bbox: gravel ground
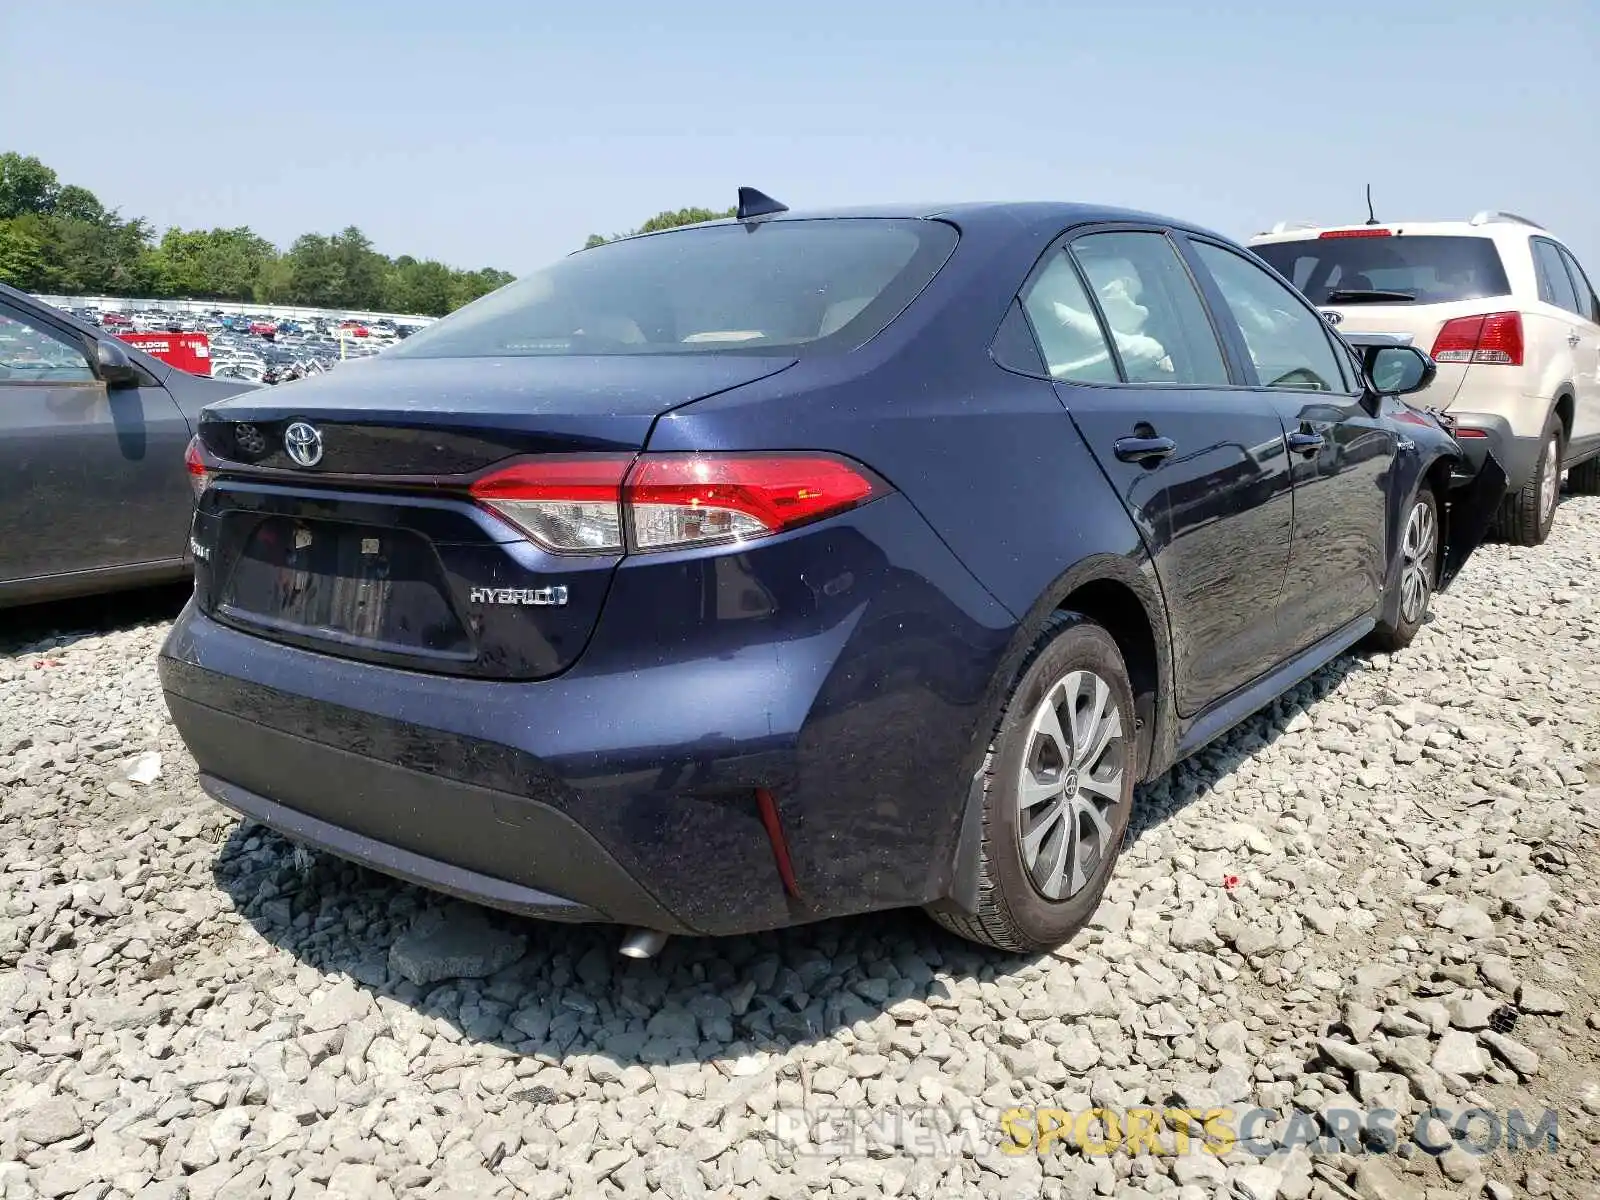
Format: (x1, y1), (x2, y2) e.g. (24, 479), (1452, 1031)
(2, 498), (1597, 1200)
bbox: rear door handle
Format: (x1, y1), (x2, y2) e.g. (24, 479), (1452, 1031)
(1113, 435), (1176, 464)
(1287, 431), (1325, 455)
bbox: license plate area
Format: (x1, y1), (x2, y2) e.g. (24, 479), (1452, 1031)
(217, 516), (472, 659)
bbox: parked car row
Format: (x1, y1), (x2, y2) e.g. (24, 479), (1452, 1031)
(1249, 211), (1600, 544)
(48, 302), (425, 385)
(151, 194), (1509, 958)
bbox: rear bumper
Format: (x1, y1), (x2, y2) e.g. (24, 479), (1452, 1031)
(159, 496), (1016, 935)
(195, 767), (648, 927)
(1448, 411), (1540, 491)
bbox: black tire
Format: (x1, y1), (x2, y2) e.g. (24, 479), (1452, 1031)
(1496, 415), (1562, 546)
(1369, 486), (1440, 653)
(1569, 454), (1600, 495)
(926, 613), (1136, 952)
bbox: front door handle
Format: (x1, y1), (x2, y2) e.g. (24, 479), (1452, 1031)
(1287, 431), (1324, 455)
(1113, 435), (1176, 464)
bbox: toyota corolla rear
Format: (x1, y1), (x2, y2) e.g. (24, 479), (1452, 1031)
(158, 214), (1015, 939)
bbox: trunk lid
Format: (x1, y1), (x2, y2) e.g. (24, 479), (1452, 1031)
(198, 354), (796, 471)
(191, 354), (796, 679)
(1327, 301), (1482, 410)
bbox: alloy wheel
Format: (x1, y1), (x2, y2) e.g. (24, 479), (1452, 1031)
(1016, 670), (1127, 900)
(1399, 498), (1437, 626)
(1539, 434), (1560, 525)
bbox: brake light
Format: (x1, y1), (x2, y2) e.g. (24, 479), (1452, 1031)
(184, 436), (211, 499)
(469, 456), (631, 553)
(468, 453), (886, 555)
(1430, 312), (1524, 365)
(627, 454), (883, 550)
(1318, 228), (1393, 239)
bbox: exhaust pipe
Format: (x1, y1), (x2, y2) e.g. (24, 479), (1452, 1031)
(618, 928), (668, 960)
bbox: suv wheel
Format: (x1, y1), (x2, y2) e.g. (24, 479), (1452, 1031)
(1369, 487), (1439, 652)
(926, 613), (1135, 952)
(1569, 455), (1600, 495)
(1497, 416), (1562, 546)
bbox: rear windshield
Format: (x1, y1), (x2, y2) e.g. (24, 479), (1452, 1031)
(1254, 235), (1510, 305)
(392, 218), (958, 359)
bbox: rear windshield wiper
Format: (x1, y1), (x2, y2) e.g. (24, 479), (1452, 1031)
(1324, 288), (1417, 304)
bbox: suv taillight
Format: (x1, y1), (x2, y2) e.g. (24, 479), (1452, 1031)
(470, 453), (888, 555)
(1430, 312), (1524, 366)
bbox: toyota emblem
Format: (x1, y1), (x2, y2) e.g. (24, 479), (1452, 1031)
(284, 421), (324, 467)
(1321, 310), (1344, 325)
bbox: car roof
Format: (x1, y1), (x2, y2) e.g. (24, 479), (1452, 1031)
(1250, 217), (1565, 246)
(592, 201), (1236, 247)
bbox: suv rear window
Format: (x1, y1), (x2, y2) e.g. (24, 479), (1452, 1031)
(393, 218), (958, 359)
(1254, 235), (1510, 305)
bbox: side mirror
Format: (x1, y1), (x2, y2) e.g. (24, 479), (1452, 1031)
(95, 338), (142, 389)
(1363, 343), (1435, 396)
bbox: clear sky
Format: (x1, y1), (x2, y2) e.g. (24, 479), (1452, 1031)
(4, 0), (1595, 273)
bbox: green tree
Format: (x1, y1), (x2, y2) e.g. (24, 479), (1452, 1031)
(0, 150), (518, 315)
(148, 226), (278, 300)
(637, 206), (735, 233)
(283, 233), (346, 307)
(330, 226), (387, 308)
(583, 205), (736, 249)
(0, 153), (59, 219)
(0, 216), (49, 289)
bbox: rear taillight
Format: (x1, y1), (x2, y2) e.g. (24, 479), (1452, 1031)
(1430, 312), (1524, 366)
(185, 436), (210, 499)
(469, 455), (631, 553)
(627, 454), (883, 551)
(1318, 228), (1392, 239)
(468, 453), (886, 555)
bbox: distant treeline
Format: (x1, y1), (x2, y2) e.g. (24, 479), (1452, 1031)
(0, 152), (513, 316)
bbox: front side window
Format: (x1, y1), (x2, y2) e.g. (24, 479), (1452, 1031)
(0, 309), (95, 383)
(392, 218), (957, 359)
(1532, 239), (1581, 316)
(1192, 242), (1347, 393)
(1066, 232), (1230, 386)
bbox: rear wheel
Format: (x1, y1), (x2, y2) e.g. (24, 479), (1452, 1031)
(926, 614), (1136, 952)
(1568, 454), (1600, 495)
(1496, 416), (1562, 545)
(1369, 487), (1439, 653)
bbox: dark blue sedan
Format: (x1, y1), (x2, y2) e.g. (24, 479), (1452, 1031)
(160, 196), (1501, 953)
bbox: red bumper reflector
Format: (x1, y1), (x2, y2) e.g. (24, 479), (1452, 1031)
(755, 787), (800, 898)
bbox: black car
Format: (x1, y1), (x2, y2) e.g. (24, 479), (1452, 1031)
(160, 198), (1504, 952)
(0, 282), (258, 607)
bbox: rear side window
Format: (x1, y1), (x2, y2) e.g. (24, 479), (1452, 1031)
(1557, 247), (1600, 324)
(1253, 235), (1510, 305)
(392, 218), (958, 359)
(1019, 253), (1118, 383)
(1066, 232), (1230, 386)
(1532, 238), (1582, 315)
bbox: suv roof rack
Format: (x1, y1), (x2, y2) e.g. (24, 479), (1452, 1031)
(1265, 221), (1320, 235)
(1469, 210), (1544, 230)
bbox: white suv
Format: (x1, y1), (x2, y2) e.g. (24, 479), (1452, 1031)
(1250, 213), (1600, 544)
